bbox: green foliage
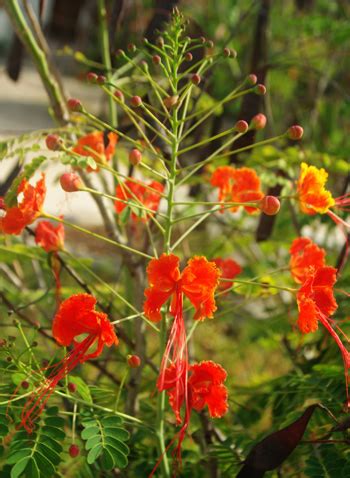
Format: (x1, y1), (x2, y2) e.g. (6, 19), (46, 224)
(7, 407), (65, 478)
(81, 412), (130, 471)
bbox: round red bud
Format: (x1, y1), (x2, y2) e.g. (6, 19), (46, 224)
(251, 113), (267, 130)
(68, 382), (77, 393)
(235, 120), (249, 133)
(163, 95), (179, 109)
(69, 444), (80, 458)
(127, 43), (136, 53)
(46, 134), (62, 151)
(255, 84), (266, 95)
(191, 74), (201, 86)
(86, 72), (98, 83)
(97, 75), (106, 85)
(60, 173), (82, 192)
(152, 55), (161, 65)
(247, 74), (258, 85)
(67, 98), (83, 112)
(114, 90), (124, 102)
(288, 125), (304, 140)
(260, 196), (281, 216)
(21, 380), (29, 390)
(185, 52), (193, 61)
(127, 355), (141, 368)
(129, 149), (142, 166)
(130, 96), (142, 107)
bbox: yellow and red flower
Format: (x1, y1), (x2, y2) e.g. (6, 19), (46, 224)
(19, 294), (118, 433)
(289, 237), (326, 284)
(213, 257), (242, 291)
(210, 166), (264, 214)
(297, 162), (335, 215)
(0, 174), (46, 235)
(114, 179), (164, 223)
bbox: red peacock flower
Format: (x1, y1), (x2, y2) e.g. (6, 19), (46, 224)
(19, 294), (118, 433)
(72, 131), (118, 170)
(296, 266), (350, 401)
(35, 221), (65, 302)
(144, 255), (220, 471)
(35, 221), (64, 253)
(210, 166), (264, 214)
(213, 257), (242, 291)
(0, 174), (46, 235)
(289, 237), (326, 284)
(151, 359), (228, 474)
(115, 179), (164, 222)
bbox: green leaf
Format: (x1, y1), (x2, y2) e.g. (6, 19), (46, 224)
(41, 425), (65, 440)
(44, 416), (65, 428)
(106, 445), (128, 469)
(85, 435), (101, 451)
(10, 457), (30, 478)
(81, 426), (100, 440)
(101, 416), (122, 427)
(34, 449), (56, 476)
(87, 444), (103, 464)
(104, 427), (130, 441)
(27, 457), (40, 478)
(104, 436), (129, 456)
(7, 448), (31, 464)
(68, 376), (93, 404)
(101, 447), (115, 471)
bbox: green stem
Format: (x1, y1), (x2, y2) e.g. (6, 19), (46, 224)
(3, 0), (69, 125)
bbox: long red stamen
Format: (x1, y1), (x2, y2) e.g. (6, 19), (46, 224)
(19, 334), (96, 433)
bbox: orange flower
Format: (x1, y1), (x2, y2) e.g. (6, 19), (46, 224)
(210, 166), (264, 214)
(73, 131), (118, 169)
(189, 361), (228, 418)
(290, 237), (326, 284)
(213, 257), (242, 291)
(0, 174), (46, 235)
(144, 254), (221, 322)
(35, 221), (65, 253)
(297, 162), (335, 215)
(297, 266), (338, 334)
(295, 267), (350, 402)
(19, 294), (118, 433)
(114, 179), (164, 222)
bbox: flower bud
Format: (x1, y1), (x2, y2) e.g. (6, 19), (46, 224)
(127, 43), (136, 53)
(163, 95), (179, 109)
(60, 173), (82, 192)
(127, 354), (141, 368)
(185, 52), (193, 61)
(68, 382), (77, 393)
(152, 55), (161, 65)
(21, 381), (29, 390)
(96, 75), (106, 85)
(115, 49), (124, 57)
(206, 40), (214, 48)
(129, 149), (142, 166)
(86, 72), (98, 83)
(69, 444), (80, 458)
(191, 74), (201, 85)
(251, 113), (267, 130)
(287, 125), (304, 140)
(114, 90), (124, 102)
(223, 47), (231, 57)
(235, 120), (249, 133)
(247, 74), (258, 86)
(260, 196), (280, 216)
(199, 36), (206, 44)
(156, 37), (164, 47)
(255, 84), (266, 95)
(46, 134), (62, 151)
(130, 96), (142, 107)
(0, 339), (7, 347)
(67, 98), (83, 112)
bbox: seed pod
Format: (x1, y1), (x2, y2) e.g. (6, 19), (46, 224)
(69, 444), (80, 458)
(68, 382), (77, 393)
(60, 173), (82, 193)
